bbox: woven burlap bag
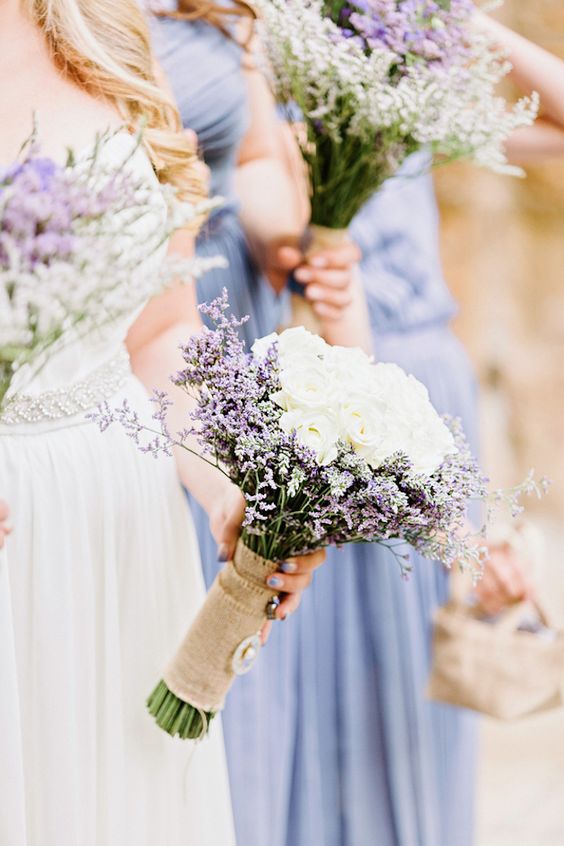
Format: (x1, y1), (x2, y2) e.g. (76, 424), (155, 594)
(163, 540), (280, 712)
(428, 525), (564, 719)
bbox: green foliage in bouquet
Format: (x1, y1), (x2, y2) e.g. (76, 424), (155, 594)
(257, 0), (538, 230)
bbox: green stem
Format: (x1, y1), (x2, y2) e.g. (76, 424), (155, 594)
(147, 679), (216, 740)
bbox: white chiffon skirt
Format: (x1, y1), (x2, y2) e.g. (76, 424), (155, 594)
(0, 376), (236, 846)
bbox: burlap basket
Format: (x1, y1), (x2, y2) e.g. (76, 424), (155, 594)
(163, 539), (280, 713)
(427, 598), (564, 719)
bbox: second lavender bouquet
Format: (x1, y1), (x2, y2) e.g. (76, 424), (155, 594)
(258, 0), (538, 230)
(256, 0), (538, 329)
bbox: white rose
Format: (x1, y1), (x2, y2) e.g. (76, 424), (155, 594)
(339, 397), (402, 467)
(401, 410), (457, 475)
(251, 332), (279, 360)
(277, 326), (328, 367)
(324, 344), (375, 394)
(363, 363), (457, 474)
(279, 408), (340, 465)
(272, 360), (335, 412)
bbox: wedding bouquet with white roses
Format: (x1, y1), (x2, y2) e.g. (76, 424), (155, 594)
(256, 0), (538, 322)
(0, 129), (221, 415)
(93, 292), (544, 740)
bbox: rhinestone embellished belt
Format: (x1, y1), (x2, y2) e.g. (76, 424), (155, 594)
(0, 348), (131, 426)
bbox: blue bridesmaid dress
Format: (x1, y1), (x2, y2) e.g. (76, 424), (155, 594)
(154, 15), (478, 845)
(302, 155), (480, 846)
(243, 157), (480, 846)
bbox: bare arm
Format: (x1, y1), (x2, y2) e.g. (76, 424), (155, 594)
(127, 230), (239, 522)
(475, 11), (564, 164)
(234, 62), (306, 291)
(127, 233), (325, 614)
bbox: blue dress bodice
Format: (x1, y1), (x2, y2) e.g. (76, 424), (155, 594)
(149, 15), (248, 210)
(350, 151), (458, 334)
(151, 14), (283, 342)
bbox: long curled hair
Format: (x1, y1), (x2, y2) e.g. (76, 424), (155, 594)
(157, 1), (256, 43)
(28, 0), (205, 200)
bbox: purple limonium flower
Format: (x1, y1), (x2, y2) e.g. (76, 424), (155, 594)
(328, 0), (474, 71)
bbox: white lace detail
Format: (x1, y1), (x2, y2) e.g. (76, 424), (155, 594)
(0, 348), (130, 425)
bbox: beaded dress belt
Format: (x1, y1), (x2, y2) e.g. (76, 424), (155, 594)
(0, 348), (131, 426)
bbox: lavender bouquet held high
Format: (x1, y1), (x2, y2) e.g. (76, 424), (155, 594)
(93, 292), (544, 740)
(0, 130), (219, 413)
(257, 0), (538, 230)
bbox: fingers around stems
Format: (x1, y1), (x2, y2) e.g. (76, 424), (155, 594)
(264, 549), (326, 621)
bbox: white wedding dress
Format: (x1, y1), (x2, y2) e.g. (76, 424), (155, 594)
(0, 133), (236, 846)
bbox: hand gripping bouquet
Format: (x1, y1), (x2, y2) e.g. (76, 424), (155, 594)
(93, 291), (545, 739)
(255, 0), (539, 323)
(0, 129), (220, 415)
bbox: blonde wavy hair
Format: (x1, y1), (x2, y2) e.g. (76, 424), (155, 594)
(28, 0), (204, 201)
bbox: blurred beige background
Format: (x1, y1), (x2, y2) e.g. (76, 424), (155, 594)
(435, 2), (564, 843)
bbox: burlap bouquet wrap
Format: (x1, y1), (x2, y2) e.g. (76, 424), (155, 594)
(163, 540), (280, 712)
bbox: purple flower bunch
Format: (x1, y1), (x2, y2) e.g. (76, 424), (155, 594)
(93, 292), (546, 575)
(330, 0), (474, 70)
(0, 130), (219, 409)
(0, 141), (137, 272)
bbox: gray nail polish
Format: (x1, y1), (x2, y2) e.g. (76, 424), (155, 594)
(217, 545), (229, 563)
(280, 561), (297, 573)
(267, 576), (283, 588)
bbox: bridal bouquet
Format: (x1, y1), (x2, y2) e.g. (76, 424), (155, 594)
(256, 0), (538, 256)
(0, 130), (220, 412)
(93, 292), (543, 739)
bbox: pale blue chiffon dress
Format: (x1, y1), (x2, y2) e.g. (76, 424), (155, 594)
(154, 17), (478, 846)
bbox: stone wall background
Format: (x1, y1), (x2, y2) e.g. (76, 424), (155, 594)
(435, 1), (564, 523)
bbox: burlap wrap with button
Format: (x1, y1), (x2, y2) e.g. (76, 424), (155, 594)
(163, 539), (280, 712)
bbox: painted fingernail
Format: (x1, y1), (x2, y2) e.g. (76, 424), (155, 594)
(267, 575), (283, 588)
(280, 561), (297, 573)
(217, 544), (229, 563)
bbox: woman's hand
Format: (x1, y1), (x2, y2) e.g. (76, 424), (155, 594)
(266, 238), (362, 320)
(208, 482), (246, 564)
(208, 482), (326, 635)
(265, 549), (326, 619)
(474, 539), (534, 616)
(261, 548), (326, 643)
(0, 500), (11, 549)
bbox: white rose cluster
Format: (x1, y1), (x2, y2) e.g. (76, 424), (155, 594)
(252, 327), (457, 474)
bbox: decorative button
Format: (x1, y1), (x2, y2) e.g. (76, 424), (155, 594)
(231, 633), (261, 676)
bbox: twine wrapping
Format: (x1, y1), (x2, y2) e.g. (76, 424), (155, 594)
(288, 224), (349, 333)
(163, 540), (280, 712)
